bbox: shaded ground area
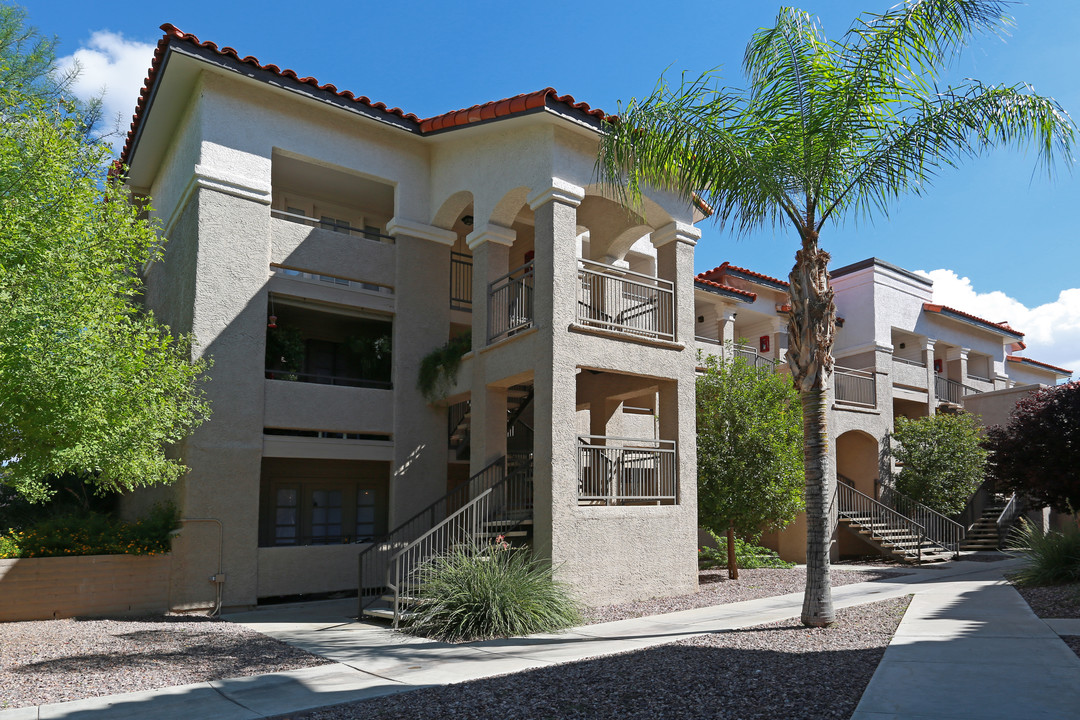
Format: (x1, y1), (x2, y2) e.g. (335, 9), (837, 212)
(585, 567), (907, 624)
(1010, 581), (1080, 619)
(275, 596), (911, 720)
(0, 614), (330, 709)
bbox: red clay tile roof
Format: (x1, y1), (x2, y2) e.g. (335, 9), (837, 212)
(120, 25), (617, 170)
(1007, 356), (1073, 375)
(419, 88), (613, 133)
(922, 303), (1025, 338)
(699, 262), (790, 289)
(119, 24), (422, 168)
(694, 276), (757, 301)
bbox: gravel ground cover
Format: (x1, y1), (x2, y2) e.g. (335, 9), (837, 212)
(0, 614), (331, 710)
(1009, 581), (1080, 619)
(584, 567), (908, 624)
(1063, 636), (1080, 661)
(274, 596), (911, 720)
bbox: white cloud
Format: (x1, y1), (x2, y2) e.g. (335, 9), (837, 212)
(56, 31), (156, 150)
(915, 269), (1080, 378)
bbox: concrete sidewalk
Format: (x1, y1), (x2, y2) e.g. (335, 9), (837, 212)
(4, 558), (1077, 719)
(851, 569), (1080, 720)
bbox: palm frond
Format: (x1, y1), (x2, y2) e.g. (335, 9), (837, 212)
(822, 81), (1075, 226)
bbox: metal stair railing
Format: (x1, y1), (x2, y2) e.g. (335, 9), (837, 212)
(386, 463), (534, 627)
(837, 482), (927, 563)
(996, 494), (1025, 546)
(879, 484), (965, 557)
(357, 456), (505, 615)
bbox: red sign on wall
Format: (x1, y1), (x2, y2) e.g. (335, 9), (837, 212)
(759, 335), (770, 353)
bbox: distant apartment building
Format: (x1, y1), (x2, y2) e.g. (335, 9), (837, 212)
(693, 258), (1070, 561)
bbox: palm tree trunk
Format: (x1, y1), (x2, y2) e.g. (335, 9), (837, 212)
(788, 234), (837, 627)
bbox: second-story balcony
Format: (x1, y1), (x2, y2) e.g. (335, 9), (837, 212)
(935, 375), (981, 405)
(835, 366), (877, 407)
(577, 259), (674, 342)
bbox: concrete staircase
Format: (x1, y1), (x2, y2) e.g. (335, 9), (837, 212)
(839, 514), (955, 563)
(959, 500), (1010, 551)
(837, 481), (955, 564)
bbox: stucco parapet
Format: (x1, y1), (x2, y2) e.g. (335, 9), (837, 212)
(568, 323), (687, 351)
(651, 221), (701, 247)
(832, 404), (882, 416)
(527, 178), (585, 209)
(466, 223), (516, 250)
(386, 217), (457, 246)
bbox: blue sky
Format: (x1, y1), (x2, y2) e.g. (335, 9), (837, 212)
(22, 0), (1080, 374)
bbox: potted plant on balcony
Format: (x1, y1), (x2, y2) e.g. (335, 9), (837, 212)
(266, 325), (305, 381)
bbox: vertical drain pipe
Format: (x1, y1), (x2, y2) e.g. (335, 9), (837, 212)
(175, 517), (224, 617)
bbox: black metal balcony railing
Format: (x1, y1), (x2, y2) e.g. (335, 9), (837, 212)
(487, 261), (535, 344)
(576, 259), (674, 342)
(264, 369), (392, 389)
(450, 252), (473, 311)
(935, 375), (981, 405)
(577, 435), (677, 505)
(271, 208), (395, 244)
(835, 366), (876, 407)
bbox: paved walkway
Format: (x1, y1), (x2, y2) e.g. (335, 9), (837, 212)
(4, 558), (1079, 719)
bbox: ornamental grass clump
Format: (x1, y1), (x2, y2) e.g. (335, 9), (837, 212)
(405, 541), (581, 642)
(1006, 518), (1080, 586)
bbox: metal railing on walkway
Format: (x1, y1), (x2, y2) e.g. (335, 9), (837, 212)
(935, 375), (981, 405)
(487, 261), (534, 344)
(835, 367), (876, 407)
(576, 259), (674, 341)
(450, 252), (472, 311)
(577, 436), (677, 505)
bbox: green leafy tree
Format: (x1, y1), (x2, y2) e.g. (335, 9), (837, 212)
(0, 8), (209, 502)
(697, 351), (804, 578)
(598, 1), (1074, 625)
(892, 412), (988, 516)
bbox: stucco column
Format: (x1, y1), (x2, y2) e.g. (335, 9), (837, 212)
(652, 221), (700, 346)
(527, 179), (584, 562)
(951, 346), (970, 385)
(720, 309), (737, 359)
(469, 383), (508, 476)
(923, 338), (937, 415)
(387, 218), (456, 525)
(173, 178), (271, 611)
(466, 223), (515, 351)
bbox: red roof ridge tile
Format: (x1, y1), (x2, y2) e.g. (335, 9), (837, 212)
(698, 262), (789, 288)
(418, 88), (614, 133)
(119, 24), (421, 168)
(922, 303), (1024, 337)
(694, 276), (757, 301)
(1006, 356), (1073, 375)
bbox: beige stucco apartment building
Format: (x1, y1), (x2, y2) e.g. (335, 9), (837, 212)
(692, 258), (1071, 561)
(121, 25), (705, 611)
(121, 25), (1070, 612)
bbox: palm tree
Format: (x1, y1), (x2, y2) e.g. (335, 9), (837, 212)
(597, 0), (1074, 627)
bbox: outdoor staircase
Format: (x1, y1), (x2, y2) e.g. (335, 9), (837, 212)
(837, 479), (959, 564)
(358, 456), (534, 625)
(959, 495), (1017, 551)
(448, 384), (533, 460)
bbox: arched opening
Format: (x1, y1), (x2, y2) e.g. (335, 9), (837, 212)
(837, 430), (879, 499)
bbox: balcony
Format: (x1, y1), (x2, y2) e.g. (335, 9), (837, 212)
(487, 261), (535, 344)
(935, 376), (981, 405)
(835, 366), (876, 407)
(577, 435), (677, 505)
(271, 209), (394, 244)
(576, 259), (674, 342)
(891, 356), (928, 389)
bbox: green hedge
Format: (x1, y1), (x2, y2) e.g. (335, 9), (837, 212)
(0, 504), (178, 559)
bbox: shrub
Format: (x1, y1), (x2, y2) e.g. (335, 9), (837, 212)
(417, 331), (472, 402)
(406, 541), (581, 642)
(698, 532), (794, 570)
(0, 504), (179, 559)
(893, 412), (988, 516)
(1006, 518), (1080, 586)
